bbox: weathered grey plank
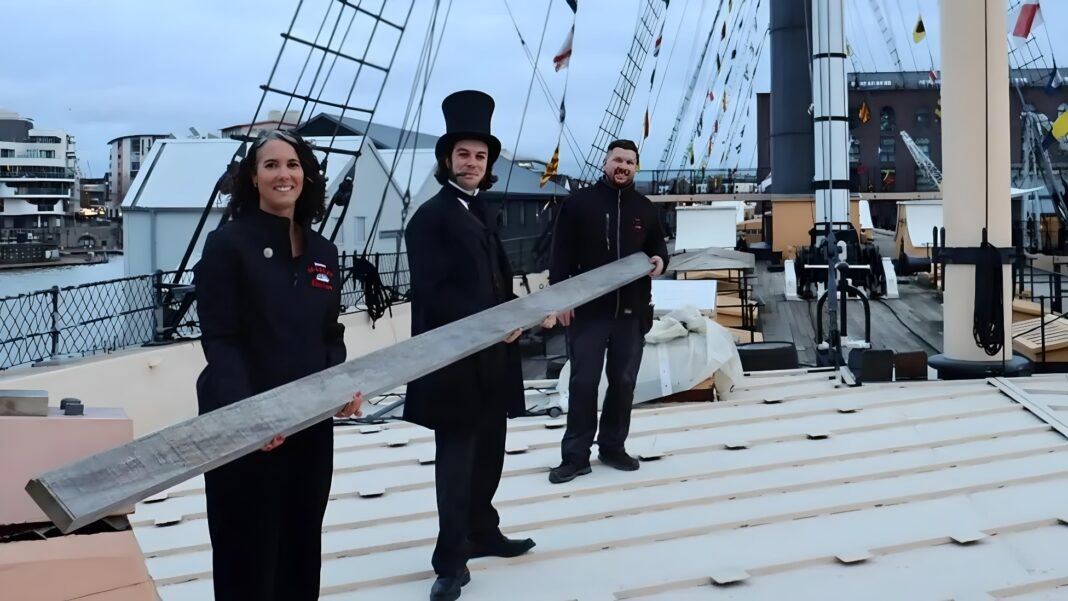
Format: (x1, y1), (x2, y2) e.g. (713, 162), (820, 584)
(26, 253), (654, 533)
(0, 390), (48, 417)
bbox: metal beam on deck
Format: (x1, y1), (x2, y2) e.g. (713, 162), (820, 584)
(26, 254), (653, 533)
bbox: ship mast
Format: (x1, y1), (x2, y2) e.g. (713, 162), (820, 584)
(929, 0), (1028, 377)
(810, 0), (849, 224)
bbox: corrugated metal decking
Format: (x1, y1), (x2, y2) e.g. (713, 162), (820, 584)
(132, 374), (1068, 600)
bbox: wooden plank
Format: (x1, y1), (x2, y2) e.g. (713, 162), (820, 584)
(26, 253), (655, 533)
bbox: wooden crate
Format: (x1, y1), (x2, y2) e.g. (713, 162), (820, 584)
(1011, 314), (1068, 362)
(1012, 298), (1043, 323)
(715, 302), (759, 328)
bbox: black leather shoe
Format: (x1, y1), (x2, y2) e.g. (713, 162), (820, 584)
(548, 462), (592, 484)
(598, 450), (639, 471)
(430, 567), (470, 601)
(469, 535), (536, 559)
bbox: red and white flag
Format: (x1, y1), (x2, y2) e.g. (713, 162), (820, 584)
(1010, 0), (1041, 40)
(553, 25), (574, 71)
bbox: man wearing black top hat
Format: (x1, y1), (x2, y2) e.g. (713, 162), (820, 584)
(404, 90), (538, 601)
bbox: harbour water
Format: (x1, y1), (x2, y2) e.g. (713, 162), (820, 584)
(0, 256), (164, 371)
(0, 256), (127, 298)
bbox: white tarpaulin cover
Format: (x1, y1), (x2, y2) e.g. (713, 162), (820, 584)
(555, 313), (743, 410)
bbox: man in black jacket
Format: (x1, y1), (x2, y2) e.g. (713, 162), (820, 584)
(404, 90), (537, 601)
(548, 139), (669, 484)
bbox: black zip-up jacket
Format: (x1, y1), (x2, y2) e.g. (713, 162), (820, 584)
(193, 206), (346, 415)
(549, 177), (669, 320)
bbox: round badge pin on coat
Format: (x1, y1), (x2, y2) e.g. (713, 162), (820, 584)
(263, 247), (274, 259)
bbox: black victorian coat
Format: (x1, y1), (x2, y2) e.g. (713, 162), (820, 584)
(403, 184), (525, 431)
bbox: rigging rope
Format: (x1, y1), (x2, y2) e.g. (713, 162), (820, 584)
(666, 0), (751, 168)
(846, 2), (879, 73)
(350, 256), (393, 322)
(866, 0), (903, 71)
(500, 0), (585, 163)
(719, 27), (768, 169)
(300, 5), (360, 127)
(972, 0), (1005, 357)
(890, 0), (920, 72)
(711, 1), (763, 168)
(278, 1), (337, 127)
(659, 0), (727, 169)
(364, 0), (445, 253)
(649, 0), (693, 120)
(499, 0), (555, 202)
(320, 0), (417, 239)
(699, 2), (761, 170)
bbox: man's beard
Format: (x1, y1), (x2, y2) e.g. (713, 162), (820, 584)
(609, 167), (634, 185)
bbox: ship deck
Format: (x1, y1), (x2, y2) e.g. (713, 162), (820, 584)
(130, 373), (1068, 600)
(752, 256), (945, 366)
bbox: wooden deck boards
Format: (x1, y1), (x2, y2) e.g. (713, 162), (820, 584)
(751, 260), (944, 366)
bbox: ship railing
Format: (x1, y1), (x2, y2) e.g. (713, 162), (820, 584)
(0, 252), (411, 371)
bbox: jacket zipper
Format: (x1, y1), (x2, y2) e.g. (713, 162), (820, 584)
(614, 189), (622, 319)
(604, 212), (610, 253)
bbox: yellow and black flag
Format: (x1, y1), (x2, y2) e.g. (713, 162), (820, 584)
(540, 144), (560, 187)
(859, 101), (871, 124)
(913, 14), (926, 43)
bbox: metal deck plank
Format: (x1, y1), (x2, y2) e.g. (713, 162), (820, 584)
(130, 386), (1006, 513)
(135, 417), (1056, 560)
(142, 434), (1068, 587)
(628, 527), (1068, 601)
(141, 431), (1067, 585)
(129, 393), (1029, 522)
(311, 486), (1068, 596)
(131, 408), (1051, 536)
(296, 485), (1068, 601)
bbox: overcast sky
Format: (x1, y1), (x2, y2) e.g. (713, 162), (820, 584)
(2, 0), (1064, 179)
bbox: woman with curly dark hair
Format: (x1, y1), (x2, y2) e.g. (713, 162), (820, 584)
(193, 130), (363, 601)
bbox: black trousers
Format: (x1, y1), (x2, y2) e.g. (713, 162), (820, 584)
(204, 420), (333, 601)
(432, 413), (507, 576)
(561, 317), (644, 465)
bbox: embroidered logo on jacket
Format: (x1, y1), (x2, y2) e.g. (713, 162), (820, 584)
(632, 218), (644, 232)
(308, 263), (334, 290)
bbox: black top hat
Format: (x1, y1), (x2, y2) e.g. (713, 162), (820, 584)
(435, 90), (502, 165)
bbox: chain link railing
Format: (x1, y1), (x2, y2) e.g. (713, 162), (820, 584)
(0, 252), (410, 371)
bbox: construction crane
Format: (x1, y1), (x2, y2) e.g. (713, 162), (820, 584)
(899, 130), (942, 191)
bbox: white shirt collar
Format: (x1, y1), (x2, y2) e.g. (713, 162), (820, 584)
(448, 179), (478, 209)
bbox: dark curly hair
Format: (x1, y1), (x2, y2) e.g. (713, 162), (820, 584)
(227, 130), (327, 226)
(433, 154), (497, 191)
